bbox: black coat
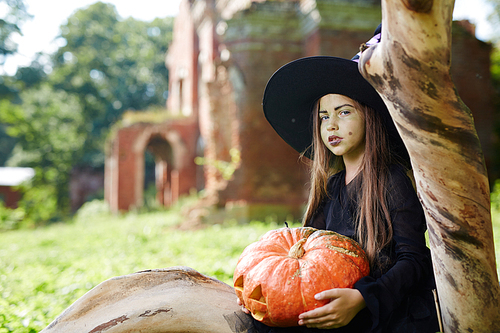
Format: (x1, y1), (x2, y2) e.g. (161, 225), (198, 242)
(252, 165), (440, 333)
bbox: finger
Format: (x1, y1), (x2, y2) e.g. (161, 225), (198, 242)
(236, 298), (250, 314)
(300, 315), (338, 328)
(299, 307), (327, 320)
(299, 300), (337, 320)
(299, 311), (337, 326)
(301, 313), (340, 328)
(315, 289), (340, 300)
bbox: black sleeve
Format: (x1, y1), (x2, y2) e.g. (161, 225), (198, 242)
(354, 166), (434, 332)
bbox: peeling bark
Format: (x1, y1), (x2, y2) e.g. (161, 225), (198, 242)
(41, 266), (255, 333)
(358, 0), (500, 331)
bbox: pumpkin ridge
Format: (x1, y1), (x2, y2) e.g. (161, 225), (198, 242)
(266, 310), (279, 327)
(324, 244), (360, 257)
(283, 227), (315, 250)
(310, 229), (364, 247)
(291, 259), (309, 280)
(300, 281), (307, 319)
(252, 238), (290, 254)
(332, 251), (368, 278)
(344, 253), (369, 276)
(287, 229), (302, 250)
(264, 231), (298, 254)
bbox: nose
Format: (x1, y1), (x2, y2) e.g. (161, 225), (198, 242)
(326, 118), (338, 131)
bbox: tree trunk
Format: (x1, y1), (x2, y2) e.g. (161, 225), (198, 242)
(358, 0), (500, 331)
(41, 266), (255, 333)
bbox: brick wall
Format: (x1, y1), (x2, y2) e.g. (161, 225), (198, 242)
(0, 186), (21, 209)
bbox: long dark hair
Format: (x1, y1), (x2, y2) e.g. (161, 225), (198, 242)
(302, 99), (394, 267)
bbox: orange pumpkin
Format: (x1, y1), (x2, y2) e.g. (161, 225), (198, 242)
(233, 227), (370, 327)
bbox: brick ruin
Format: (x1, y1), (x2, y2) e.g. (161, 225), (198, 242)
(103, 0), (495, 222)
(104, 118), (199, 211)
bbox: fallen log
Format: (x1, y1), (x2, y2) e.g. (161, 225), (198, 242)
(41, 266), (255, 333)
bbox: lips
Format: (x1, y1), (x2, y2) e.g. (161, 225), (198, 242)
(328, 135), (343, 146)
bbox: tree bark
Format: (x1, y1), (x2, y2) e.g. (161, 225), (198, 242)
(41, 267), (255, 333)
(358, 0), (500, 331)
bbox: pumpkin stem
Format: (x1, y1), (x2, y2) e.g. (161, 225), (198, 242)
(288, 239), (307, 259)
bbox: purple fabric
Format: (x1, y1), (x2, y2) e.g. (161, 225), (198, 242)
(351, 32), (381, 63)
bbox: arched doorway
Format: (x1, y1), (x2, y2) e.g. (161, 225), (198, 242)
(105, 120), (198, 213)
(143, 149), (156, 207)
(145, 134), (176, 207)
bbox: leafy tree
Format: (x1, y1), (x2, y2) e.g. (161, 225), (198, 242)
(485, 0), (500, 39)
(49, 1), (173, 167)
(0, 0), (31, 64)
(0, 59), (47, 165)
(0, 0), (32, 165)
(0, 123), (16, 165)
(1, 1), (174, 221)
(0, 85), (86, 222)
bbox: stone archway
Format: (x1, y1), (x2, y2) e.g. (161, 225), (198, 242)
(105, 119), (198, 213)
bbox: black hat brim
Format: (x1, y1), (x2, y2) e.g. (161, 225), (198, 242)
(262, 56), (408, 163)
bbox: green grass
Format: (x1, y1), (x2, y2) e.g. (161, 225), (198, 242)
(493, 207), (500, 278)
(0, 198), (499, 333)
(0, 200), (288, 332)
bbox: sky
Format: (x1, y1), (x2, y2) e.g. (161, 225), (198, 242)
(1, 0), (183, 75)
(0, 0), (496, 76)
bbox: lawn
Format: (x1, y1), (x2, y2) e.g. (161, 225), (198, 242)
(0, 199), (499, 333)
(0, 199), (288, 333)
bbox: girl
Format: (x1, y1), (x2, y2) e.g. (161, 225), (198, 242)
(246, 31), (440, 333)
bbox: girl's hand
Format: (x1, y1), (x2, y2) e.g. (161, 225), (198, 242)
(237, 298), (250, 314)
(298, 288), (366, 329)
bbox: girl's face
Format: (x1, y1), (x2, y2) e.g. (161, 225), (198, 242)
(319, 94), (366, 161)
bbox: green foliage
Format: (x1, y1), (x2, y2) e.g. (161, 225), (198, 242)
(49, 2), (174, 167)
(0, 201), (24, 231)
(0, 0), (35, 165)
(2, 86), (86, 168)
(0, 1), (175, 220)
(0, 85), (86, 221)
(74, 199), (110, 221)
(15, 183), (59, 226)
(0, 0), (31, 60)
(490, 185), (500, 279)
(491, 179), (500, 210)
(0, 124), (17, 165)
(120, 108), (184, 125)
(485, 0), (500, 41)
(491, 44), (500, 88)
(195, 148), (241, 180)
(0, 205), (284, 332)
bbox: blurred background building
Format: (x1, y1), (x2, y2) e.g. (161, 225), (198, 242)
(0, 167), (34, 208)
(105, 0), (495, 222)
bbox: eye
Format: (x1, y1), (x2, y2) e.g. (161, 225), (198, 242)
(339, 109), (351, 116)
(319, 112), (329, 121)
